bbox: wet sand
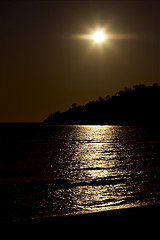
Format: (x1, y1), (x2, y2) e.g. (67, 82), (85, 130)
(9, 204), (160, 227)
(3, 204), (160, 237)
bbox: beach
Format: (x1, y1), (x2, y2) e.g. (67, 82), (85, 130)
(2, 204), (158, 239)
(2, 204), (159, 239)
(8, 204), (159, 227)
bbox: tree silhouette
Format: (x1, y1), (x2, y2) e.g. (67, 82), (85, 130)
(71, 103), (77, 109)
(43, 83), (160, 126)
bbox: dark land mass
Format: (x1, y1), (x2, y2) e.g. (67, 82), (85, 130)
(43, 83), (160, 125)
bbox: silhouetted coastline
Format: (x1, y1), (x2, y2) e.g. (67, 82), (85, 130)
(43, 83), (160, 126)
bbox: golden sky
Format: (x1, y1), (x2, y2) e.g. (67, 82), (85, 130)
(0, 1), (159, 122)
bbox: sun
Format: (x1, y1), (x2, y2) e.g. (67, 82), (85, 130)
(92, 30), (107, 43)
(70, 27), (109, 45)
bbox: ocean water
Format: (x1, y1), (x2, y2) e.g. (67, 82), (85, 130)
(0, 124), (160, 224)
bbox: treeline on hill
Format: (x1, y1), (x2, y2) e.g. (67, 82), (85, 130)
(43, 83), (160, 125)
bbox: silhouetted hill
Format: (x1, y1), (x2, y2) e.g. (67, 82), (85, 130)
(43, 83), (160, 125)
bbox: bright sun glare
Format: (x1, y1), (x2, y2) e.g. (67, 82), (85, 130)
(92, 30), (106, 43)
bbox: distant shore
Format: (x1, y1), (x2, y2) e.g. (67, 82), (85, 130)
(43, 84), (160, 126)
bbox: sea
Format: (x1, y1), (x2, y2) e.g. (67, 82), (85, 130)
(0, 124), (160, 224)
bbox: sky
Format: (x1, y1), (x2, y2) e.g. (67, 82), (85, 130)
(0, 0), (160, 122)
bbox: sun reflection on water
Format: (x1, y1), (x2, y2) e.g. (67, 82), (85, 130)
(71, 125), (119, 176)
(39, 125), (160, 218)
(61, 125), (129, 214)
(1, 124), (160, 223)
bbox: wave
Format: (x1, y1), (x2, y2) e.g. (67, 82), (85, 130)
(3, 171), (159, 193)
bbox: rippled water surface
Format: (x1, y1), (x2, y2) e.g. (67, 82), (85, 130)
(0, 124), (160, 223)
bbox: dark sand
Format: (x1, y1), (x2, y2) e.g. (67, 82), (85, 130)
(3, 204), (160, 237)
(7, 204), (160, 227)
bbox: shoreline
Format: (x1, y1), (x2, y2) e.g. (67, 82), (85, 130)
(6, 203), (160, 226)
(2, 204), (160, 236)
